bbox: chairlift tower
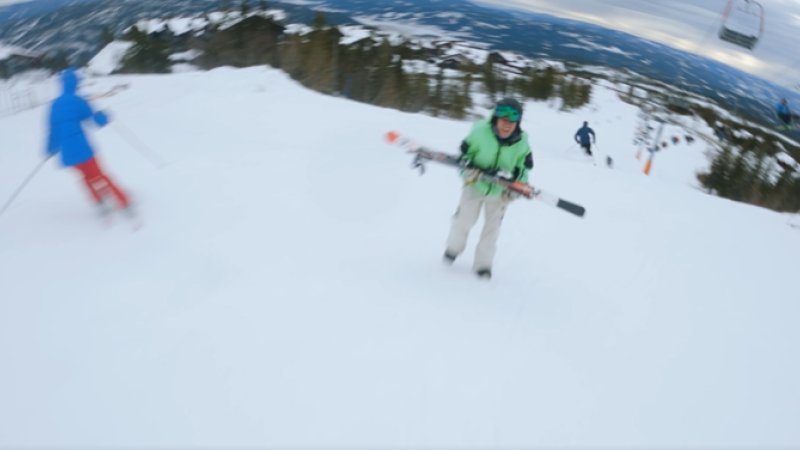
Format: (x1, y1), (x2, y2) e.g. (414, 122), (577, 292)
(643, 120), (666, 176)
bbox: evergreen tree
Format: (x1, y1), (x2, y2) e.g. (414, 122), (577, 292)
(363, 38), (392, 103)
(343, 42), (372, 101)
(305, 28), (339, 93)
(431, 67), (445, 116)
(280, 33), (308, 80)
(529, 67), (556, 100)
(375, 55), (404, 108)
(44, 50), (71, 71)
(99, 26), (115, 47)
(559, 77), (591, 110)
(462, 73), (473, 113)
(444, 80), (467, 119)
(482, 57), (496, 101)
(403, 71), (430, 112)
(699, 145), (735, 195)
(119, 28), (170, 73)
(312, 11), (327, 30)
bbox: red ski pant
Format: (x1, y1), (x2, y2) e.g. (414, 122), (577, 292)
(73, 157), (130, 208)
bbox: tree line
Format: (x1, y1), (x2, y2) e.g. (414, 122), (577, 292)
(112, 4), (592, 120)
(697, 130), (800, 213)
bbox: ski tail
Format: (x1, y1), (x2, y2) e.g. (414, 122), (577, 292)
(535, 190), (586, 217)
(532, 189), (586, 217)
(555, 198), (586, 217)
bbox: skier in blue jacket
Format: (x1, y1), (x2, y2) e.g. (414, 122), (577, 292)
(46, 68), (130, 215)
(574, 121), (596, 156)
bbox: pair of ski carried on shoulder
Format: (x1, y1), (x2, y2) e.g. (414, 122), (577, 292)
(385, 131), (586, 218)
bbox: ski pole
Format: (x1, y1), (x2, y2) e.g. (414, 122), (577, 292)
(110, 119), (167, 168)
(594, 143), (613, 168)
(0, 155), (52, 219)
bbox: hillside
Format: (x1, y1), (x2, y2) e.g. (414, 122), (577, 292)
(1, 66), (798, 447)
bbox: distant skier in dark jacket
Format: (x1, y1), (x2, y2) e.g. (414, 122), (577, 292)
(46, 68), (130, 216)
(574, 121), (596, 156)
(776, 99), (792, 128)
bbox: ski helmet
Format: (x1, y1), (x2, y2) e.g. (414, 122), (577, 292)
(493, 97), (523, 122)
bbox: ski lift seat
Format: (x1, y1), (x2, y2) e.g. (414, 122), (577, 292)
(718, 0), (764, 50)
(718, 27), (758, 50)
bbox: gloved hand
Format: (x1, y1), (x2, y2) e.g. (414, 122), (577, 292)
(502, 189), (521, 201)
(464, 168), (482, 184)
(93, 110), (110, 127)
(503, 181), (533, 201)
(494, 170), (513, 180)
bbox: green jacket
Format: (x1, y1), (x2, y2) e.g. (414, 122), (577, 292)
(461, 118), (532, 196)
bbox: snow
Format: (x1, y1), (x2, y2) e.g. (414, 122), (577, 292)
(284, 23), (312, 36)
(0, 66), (799, 448)
(0, 43), (39, 60)
(353, 15), (473, 41)
(563, 40), (638, 58)
(275, 0), (320, 5)
(338, 25), (372, 46)
(0, 45), (14, 60)
(85, 41), (134, 76)
(776, 151), (800, 169)
(127, 10), (287, 37)
(168, 49), (201, 62)
(131, 16), (218, 35)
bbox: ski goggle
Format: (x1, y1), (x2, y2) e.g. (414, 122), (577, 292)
(494, 105), (521, 122)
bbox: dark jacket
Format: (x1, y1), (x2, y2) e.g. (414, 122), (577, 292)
(575, 125), (596, 145)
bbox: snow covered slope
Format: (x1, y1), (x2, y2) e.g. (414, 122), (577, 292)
(0, 66), (798, 447)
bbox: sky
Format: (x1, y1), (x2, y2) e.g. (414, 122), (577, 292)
(477, 0), (800, 89)
(1, 40), (799, 446)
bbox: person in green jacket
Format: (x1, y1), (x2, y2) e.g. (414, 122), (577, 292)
(443, 97), (533, 280)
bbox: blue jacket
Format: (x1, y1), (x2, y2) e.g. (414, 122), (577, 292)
(46, 69), (109, 167)
(776, 102), (791, 116)
(575, 125), (596, 145)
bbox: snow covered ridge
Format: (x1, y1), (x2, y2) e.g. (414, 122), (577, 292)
(121, 8), (566, 75)
(92, 8), (794, 149)
(125, 9), (288, 36)
(0, 43), (41, 61)
(86, 42), (133, 77)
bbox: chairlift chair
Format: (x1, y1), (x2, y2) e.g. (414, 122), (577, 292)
(718, 0), (764, 50)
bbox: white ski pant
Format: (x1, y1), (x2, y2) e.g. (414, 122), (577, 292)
(445, 185), (511, 271)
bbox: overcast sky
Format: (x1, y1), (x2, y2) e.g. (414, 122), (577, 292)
(477, 0), (800, 89)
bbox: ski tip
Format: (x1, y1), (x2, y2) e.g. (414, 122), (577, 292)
(385, 131), (400, 143)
